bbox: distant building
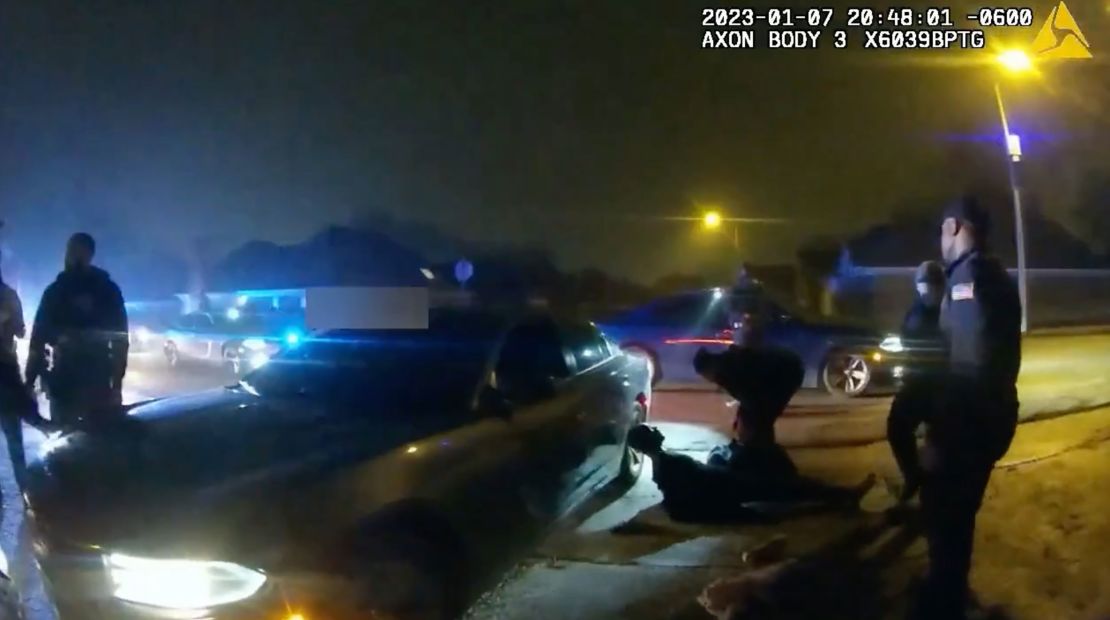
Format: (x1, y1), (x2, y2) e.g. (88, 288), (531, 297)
(824, 208), (1110, 328)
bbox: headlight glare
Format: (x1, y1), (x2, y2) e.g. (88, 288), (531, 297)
(107, 553), (266, 609)
(879, 335), (904, 353)
(242, 338), (268, 351)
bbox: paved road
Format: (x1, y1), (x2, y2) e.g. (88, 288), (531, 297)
(655, 332), (1110, 446)
(2, 332), (1106, 618)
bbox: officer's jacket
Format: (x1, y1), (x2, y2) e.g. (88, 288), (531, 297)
(939, 250), (1022, 390)
(26, 266), (128, 384)
(899, 300), (944, 382)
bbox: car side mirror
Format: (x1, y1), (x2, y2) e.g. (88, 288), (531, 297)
(478, 385), (514, 419)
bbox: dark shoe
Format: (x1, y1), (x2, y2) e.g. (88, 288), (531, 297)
(627, 424), (665, 456)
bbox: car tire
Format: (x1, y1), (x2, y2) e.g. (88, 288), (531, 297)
(164, 342), (180, 368)
(622, 344), (661, 387)
(619, 404), (648, 483)
(345, 529), (462, 620)
(822, 351), (871, 398)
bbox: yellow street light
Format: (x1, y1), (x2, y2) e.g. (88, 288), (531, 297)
(702, 211), (722, 229)
(996, 49), (1033, 74)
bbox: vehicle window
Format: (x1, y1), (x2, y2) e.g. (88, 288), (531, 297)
(495, 320), (570, 400)
(563, 323), (611, 372)
(647, 294), (732, 331)
(196, 314), (215, 329)
(243, 332), (491, 411)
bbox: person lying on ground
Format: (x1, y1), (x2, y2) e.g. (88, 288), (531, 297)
(628, 424), (874, 524)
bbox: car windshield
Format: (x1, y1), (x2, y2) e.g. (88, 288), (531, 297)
(239, 329), (495, 410)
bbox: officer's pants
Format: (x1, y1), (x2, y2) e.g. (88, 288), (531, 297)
(915, 391), (1016, 620)
(0, 413), (26, 492)
(0, 362), (33, 492)
(916, 458), (993, 619)
(886, 381), (933, 490)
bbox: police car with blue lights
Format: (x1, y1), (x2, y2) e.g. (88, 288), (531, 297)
(162, 309), (305, 377)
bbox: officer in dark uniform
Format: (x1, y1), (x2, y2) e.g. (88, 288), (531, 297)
(914, 197), (1022, 619)
(25, 233), (129, 427)
(696, 312), (803, 480)
(886, 260), (946, 504)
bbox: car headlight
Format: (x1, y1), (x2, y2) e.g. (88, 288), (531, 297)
(107, 553), (266, 609)
(242, 338), (268, 351)
(879, 335), (904, 353)
(249, 352), (270, 369)
(134, 326), (152, 343)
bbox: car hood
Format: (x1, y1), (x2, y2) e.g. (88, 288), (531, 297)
(26, 388), (441, 549)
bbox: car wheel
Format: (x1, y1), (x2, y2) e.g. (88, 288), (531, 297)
(622, 344), (661, 387)
(619, 405), (647, 483)
(345, 530), (461, 620)
(822, 351), (871, 398)
(164, 342), (179, 368)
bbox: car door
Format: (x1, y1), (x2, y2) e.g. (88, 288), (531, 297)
(653, 292), (733, 384)
(491, 318), (588, 521)
(560, 322), (631, 490)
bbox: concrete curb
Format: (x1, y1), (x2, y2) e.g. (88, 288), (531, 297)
(1026, 325), (1110, 337)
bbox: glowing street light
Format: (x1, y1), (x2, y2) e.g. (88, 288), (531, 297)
(702, 211), (722, 229)
(997, 49), (1033, 74)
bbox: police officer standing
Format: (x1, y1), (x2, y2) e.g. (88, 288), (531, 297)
(25, 233), (129, 427)
(886, 260), (946, 505)
(914, 197), (1022, 619)
(0, 260), (50, 494)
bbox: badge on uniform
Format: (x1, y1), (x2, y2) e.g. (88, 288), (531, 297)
(952, 283), (975, 301)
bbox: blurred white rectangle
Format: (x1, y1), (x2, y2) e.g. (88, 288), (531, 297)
(305, 287), (428, 331)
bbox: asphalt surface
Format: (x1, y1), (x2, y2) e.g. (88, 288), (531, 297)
(1, 332), (1106, 619)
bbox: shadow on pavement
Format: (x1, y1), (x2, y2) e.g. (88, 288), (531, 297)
(698, 513), (1017, 620)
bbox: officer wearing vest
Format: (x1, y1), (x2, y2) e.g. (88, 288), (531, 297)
(914, 197), (1022, 620)
(25, 233), (129, 427)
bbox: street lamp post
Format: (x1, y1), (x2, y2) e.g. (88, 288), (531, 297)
(994, 50), (1034, 333)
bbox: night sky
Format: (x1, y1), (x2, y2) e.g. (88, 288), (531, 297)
(1, 0), (1106, 283)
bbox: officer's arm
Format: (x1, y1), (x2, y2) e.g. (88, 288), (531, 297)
(25, 285), (57, 384)
(972, 263), (1022, 383)
(11, 290), (26, 339)
(107, 282), (129, 380)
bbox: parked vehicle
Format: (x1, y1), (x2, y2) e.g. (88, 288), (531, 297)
(27, 309), (651, 619)
(598, 288), (902, 397)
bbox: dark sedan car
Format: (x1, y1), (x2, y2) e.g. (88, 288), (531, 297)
(598, 288), (905, 397)
(26, 310), (651, 620)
